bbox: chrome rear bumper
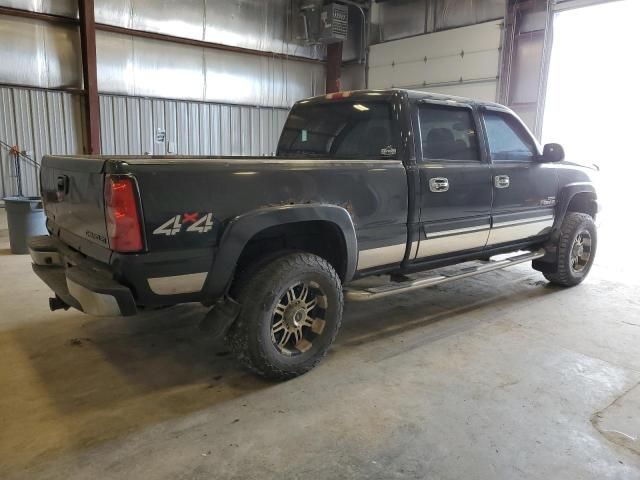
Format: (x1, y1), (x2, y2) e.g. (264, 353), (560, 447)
(29, 235), (137, 317)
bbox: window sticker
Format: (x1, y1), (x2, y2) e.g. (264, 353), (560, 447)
(380, 145), (397, 157)
(301, 129), (308, 142)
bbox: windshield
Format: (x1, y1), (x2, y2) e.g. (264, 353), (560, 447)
(277, 101), (397, 159)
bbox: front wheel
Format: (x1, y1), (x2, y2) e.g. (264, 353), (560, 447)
(543, 212), (597, 287)
(226, 253), (343, 380)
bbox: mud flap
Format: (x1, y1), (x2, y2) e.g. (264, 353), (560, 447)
(199, 296), (241, 340)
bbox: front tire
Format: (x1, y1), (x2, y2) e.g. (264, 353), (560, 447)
(543, 212), (597, 287)
(226, 253), (343, 380)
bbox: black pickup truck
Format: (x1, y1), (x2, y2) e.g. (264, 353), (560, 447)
(30, 89), (599, 379)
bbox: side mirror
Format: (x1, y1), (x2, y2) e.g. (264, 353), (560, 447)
(542, 143), (565, 163)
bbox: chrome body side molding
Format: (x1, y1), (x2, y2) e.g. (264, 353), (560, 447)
(357, 243), (407, 270)
(148, 272), (208, 295)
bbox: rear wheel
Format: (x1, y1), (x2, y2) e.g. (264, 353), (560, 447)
(226, 252), (343, 380)
(543, 212), (597, 287)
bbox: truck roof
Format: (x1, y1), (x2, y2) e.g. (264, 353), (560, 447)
(296, 88), (507, 110)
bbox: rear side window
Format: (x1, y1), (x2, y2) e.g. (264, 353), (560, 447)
(418, 104), (480, 161)
(277, 101), (396, 159)
(483, 111), (536, 161)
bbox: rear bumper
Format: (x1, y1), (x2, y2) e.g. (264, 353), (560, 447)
(29, 236), (137, 316)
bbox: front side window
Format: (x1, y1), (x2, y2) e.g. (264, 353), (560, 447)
(277, 101), (396, 159)
(483, 111), (536, 161)
(418, 104), (480, 162)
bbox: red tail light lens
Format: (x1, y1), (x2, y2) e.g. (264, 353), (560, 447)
(104, 175), (143, 252)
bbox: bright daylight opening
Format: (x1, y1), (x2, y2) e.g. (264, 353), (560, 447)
(542, 0), (640, 278)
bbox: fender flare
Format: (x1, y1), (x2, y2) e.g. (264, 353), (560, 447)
(553, 182), (597, 232)
(203, 204), (358, 300)
(534, 182), (598, 271)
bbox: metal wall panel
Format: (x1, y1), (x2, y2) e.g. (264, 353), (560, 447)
(201, 44), (324, 107)
(372, 0), (506, 42)
(342, 5), (363, 63)
(92, 0), (320, 59)
(369, 20), (502, 101)
(341, 64), (366, 91)
(374, 0), (427, 42)
(435, 0), (505, 30)
(133, 36), (206, 101)
(139, 98), (153, 154)
(125, 96), (141, 154)
(94, 0), (130, 27)
(0, 14), (82, 89)
(0, 0), (77, 17)
(500, 2), (550, 135)
(99, 95), (114, 154)
(0, 8), (323, 107)
(509, 31), (545, 105)
(96, 30), (325, 108)
(132, 0), (204, 40)
(0, 86), (84, 198)
(203, 0), (318, 59)
(98, 93), (289, 158)
(0, 89), (17, 198)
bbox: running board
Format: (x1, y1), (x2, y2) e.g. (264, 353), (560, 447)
(344, 249), (546, 302)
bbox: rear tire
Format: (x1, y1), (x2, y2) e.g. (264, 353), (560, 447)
(226, 252), (343, 380)
(543, 212), (597, 287)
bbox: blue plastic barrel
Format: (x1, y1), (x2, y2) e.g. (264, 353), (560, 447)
(3, 196), (48, 254)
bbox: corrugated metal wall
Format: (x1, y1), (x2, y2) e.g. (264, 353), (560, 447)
(0, 85), (291, 197)
(0, 0), (323, 197)
(0, 86), (84, 198)
(99, 94), (289, 157)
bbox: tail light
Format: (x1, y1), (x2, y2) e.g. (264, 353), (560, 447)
(104, 175), (144, 252)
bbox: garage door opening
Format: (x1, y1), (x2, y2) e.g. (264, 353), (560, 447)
(542, 0), (640, 276)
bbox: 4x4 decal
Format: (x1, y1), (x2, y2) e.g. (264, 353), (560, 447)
(153, 213), (215, 236)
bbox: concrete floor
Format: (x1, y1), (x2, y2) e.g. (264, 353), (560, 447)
(1, 207), (639, 479)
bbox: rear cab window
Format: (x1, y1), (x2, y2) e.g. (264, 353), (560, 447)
(418, 103), (481, 162)
(277, 101), (398, 159)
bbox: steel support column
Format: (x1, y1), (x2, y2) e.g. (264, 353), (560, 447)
(78, 0), (100, 154)
(326, 42), (343, 93)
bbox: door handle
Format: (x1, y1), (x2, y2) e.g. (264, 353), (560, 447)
(494, 175), (510, 189)
(429, 177), (449, 193)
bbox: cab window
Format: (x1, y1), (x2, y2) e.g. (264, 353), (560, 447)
(418, 104), (480, 162)
(277, 101), (396, 159)
(483, 111), (536, 161)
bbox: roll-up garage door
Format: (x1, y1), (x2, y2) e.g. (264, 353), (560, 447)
(368, 20), (503, 102)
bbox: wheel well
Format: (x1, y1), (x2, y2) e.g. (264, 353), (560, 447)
(567, 192), (597, 219)
(232, 221), (348, 285)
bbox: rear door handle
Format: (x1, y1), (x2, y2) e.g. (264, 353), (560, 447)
(429, 177), (449, 193)
(494, 175), (510, 189)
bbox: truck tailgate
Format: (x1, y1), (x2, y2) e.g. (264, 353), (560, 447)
(40, 156), (110, 256)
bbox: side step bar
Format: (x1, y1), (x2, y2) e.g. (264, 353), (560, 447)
(344, 249), (546, 302)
